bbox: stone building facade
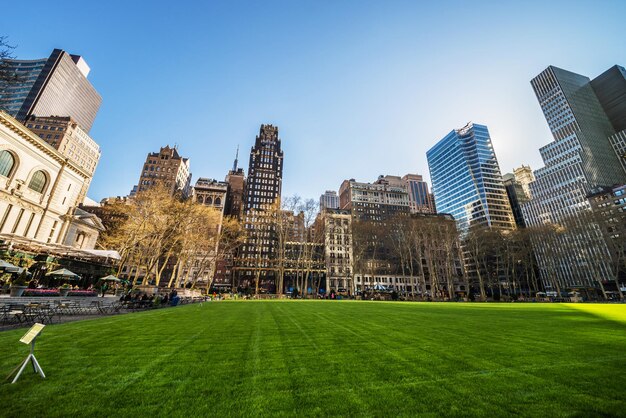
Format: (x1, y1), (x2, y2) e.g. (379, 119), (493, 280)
(0, 111), (100, 248)
(23, 115), (100, 176)
(321, 208), (354, 294)
(339, 175), (410, 222)
(237, 124), (284, 292)
(137, 145), (191, 198)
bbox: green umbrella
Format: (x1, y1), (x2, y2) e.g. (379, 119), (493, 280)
(99, 275), (121, 282)
(46, 268), (80, 280)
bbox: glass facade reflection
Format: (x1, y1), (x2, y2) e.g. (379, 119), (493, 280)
(0, 49), (101, 133)
(427, 122), (514, 233)
(522, 65), (626, 289)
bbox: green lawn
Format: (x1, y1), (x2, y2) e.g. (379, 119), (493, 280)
(1, 301), (625, 417)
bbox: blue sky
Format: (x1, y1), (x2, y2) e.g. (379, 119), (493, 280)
(4, 0), (626, 201)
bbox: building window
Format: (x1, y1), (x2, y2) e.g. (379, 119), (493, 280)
(0, 151), (15, 177)
(28, 171), (47, 194)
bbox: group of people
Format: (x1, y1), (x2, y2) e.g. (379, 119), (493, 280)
(118, 289), (180, 307)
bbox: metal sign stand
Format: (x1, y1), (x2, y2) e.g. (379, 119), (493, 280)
(6, 323), (46, 384)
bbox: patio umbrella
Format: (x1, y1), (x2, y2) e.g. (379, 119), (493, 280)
(99, 275), (121, 282)
(0, 259), (20, 273)
(46, 268), (80, 280)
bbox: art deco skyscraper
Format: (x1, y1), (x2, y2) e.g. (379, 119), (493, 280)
(237, 124), (284, 293)
(427, 122), (515, 233)
(244, 124), (283, 212)
(0, 49), (102, 132)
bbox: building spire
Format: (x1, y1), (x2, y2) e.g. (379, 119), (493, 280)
(232, 145), (239, 171)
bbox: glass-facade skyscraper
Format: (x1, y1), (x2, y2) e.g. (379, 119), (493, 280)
(427, 122), (514, 233)
(0, 49), (101, 132)
(522, 65), (626, 289)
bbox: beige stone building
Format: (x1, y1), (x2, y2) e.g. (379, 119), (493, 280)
(137, 146), (191, 197)
(0, 111), (101, 248)
(512, 165), (535, 199)
(23, 115), (101, 177)
(321, 208), (354, 294)
(193, 177), (227, 214)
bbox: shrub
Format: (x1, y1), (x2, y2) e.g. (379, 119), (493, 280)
(22, 289), (61, 297)
(67, 290), (97, 297)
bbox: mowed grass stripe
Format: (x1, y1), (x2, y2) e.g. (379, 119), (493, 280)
(1, 301), (625, 417)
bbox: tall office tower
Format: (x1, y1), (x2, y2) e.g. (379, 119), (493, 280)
(427, 123), (515, 233)
(136, 146), (192, 197)
(244, 125), (283, 212)
(503, 173), (530, 228)
(238, 124), (284, 293)
(319, 190), (339, 210)
(0, 49), (101, 132)
(23, 116), (101, 176)
(224, 148), (245, 219)
(339, 175), (410, 222)
(402, 173), (436, 214)
(591, 66), (626, 174)
(522, 65), (626, 290)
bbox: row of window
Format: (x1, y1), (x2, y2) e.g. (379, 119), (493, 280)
(0, 150), (48, 193)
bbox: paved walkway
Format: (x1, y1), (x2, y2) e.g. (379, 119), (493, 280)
(0, 295), (194, 332)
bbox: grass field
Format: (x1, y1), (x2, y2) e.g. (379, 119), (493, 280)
(1, 301), (625, 417)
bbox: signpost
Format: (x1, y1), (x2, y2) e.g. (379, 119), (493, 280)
(6, 323), (46, 384)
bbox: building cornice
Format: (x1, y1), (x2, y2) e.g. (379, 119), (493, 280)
(0, 111), (91, 180)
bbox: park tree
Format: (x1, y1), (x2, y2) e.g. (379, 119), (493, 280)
(100, 185), (242, 288)
(0, 36), (23, 102)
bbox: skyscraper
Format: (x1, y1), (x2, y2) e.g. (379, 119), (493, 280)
(237, 124), (284, 293)
(224, 147), (245, 220)
(0, 49), (101, 132)
(591, 65), (626, 174)
(244, 125), (283, 212)
(402, 173), (436, 214)
(319, 190), (339, 210)
(522, 65), (626, 290)
(427, 122), (514, 233)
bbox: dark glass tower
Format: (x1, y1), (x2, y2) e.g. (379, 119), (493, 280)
(0, 49), (101, 132)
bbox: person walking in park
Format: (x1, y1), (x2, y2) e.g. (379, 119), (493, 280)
(100, 282), (108, 297)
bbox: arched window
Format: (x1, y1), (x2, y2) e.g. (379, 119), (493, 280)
(215, 197), (221, 205)
(206, 196), (213, 205)
(198, 196), (204, 204)
(28, 170), (47, 193)
(0, 151), (15, 177)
